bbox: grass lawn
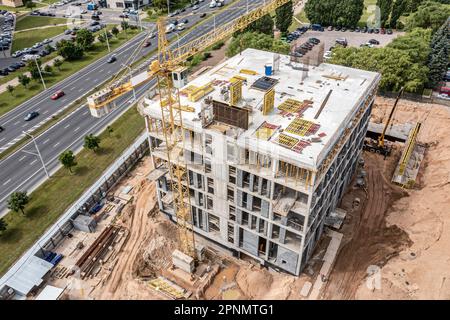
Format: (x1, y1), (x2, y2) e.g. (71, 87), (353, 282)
(1, 29), (140, 117)
(15, 16), (68, 31)
(12, 25), (68, 52)
(0, 105), (145, 276)
(289, 10), (310, 31)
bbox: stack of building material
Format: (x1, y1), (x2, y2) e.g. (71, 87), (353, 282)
(75, 225), (125, 279)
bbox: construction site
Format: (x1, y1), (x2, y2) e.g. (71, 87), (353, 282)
(2, 0), (450, 301)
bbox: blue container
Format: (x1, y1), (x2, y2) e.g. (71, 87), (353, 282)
(265, 65), (273, 76)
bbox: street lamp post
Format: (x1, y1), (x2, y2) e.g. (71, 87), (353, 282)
(22, 131), (49, 178)
(34, 57), (47, 90)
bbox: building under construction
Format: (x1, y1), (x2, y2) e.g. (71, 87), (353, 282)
(141, 48), (381, 276)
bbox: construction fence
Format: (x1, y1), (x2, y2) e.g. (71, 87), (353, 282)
(0, 133), (149, 295)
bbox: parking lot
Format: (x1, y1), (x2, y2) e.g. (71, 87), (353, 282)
(303, 29), (403, 51)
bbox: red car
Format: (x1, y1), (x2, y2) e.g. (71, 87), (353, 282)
(51, 90), (65, 100)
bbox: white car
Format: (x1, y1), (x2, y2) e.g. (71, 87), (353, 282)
(177, 23), (185, 31)
(437, 93), (450, 100)
(323, 50), (333, 59)
(209, 1), (217, 8)
(21, 54), (40, 62)
(166, 24), (175, 33)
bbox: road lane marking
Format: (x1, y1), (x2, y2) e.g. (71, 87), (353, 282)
(14, 120), (20, 125)
(43, 138), (50, 144)
(43, 110), (49, 114)
(78, 88), (83, 92)
(64, 124), (71, 129)
(74, 126), (80, 132)
(82, 110), (88, 116)
(18, 155), (27, 162)
(61, 98), (68, 102)
(53, 142), (60, 148)
(0, 137), (5, 143)
(30, 159), (37, 165)
(22, 123), (28, 128)
(86, 77), (91, 81)
(3, 179), (11, 186)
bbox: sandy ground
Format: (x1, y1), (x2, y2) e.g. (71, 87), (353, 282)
(353, 98), (450, 300)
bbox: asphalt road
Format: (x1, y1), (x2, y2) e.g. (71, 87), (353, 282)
(0, 0), (265, 215)
(0, 0), (218, 147)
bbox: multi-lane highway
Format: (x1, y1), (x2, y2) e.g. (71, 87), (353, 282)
(0, 0), (265, 215)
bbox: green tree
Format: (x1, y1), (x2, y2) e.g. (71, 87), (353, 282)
(97, 33), (106, 44)
(390, 0), (407, 28)
(84, 134), (101, 152)
(18, 74), (31, 88)
(107, 125), (114, 136)
(244, 14), (274, 35)
(0, 218), (7, 234)
(6, 84), (14, 96)
(329, 46), (429, 92)
(53, 58), (63, 71)
(377, 0), (394, 27)
(152, 0), (168, 9)
(59, 150), (77, 173)
(25, 0), (36, 12)
(45, 44), (55, 53)
(305, 0), (364, 27)
(121, 21), (129, 31)
(56, 39), (84, 60)
(7, 191), (29, 216)
(406, 1), (450, 31)
(76, 29), (95, 50)
(226, 32), (290, 57)
(275, 0), (293, 33)
(427, 21), (449, 87)
(387, 28), (432, 64)
(27, 59), (43, 81)
(44, 65), (53, 74)
(111, 26), (120, 38)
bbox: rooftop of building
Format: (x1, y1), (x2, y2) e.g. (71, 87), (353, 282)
(142, 48), (380, 170)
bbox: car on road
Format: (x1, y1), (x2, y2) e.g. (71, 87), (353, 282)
(143, 41), (151, 47)
(107, 55), (117, 63)
(51, 90), (65, 100)
(119, 13), (128, 18)
(182, 18), (189, 24)
(24, 111), (39, 121)
(200, 12), (207, 18)
(0, 125), (4, 132)
(192, 5), (199, 10)
(176, 23), (185, 31)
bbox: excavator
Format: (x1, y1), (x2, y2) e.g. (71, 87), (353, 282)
(85, 0), (292, 265)
(363, 87), (404, 157)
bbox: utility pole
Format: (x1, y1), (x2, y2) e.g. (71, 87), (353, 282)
(22, 131), (49, 178)
(34, 56), (46, 90)
(167, 0), (170, 15)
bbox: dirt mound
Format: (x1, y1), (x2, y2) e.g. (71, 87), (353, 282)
(235, 266), (273, 298)
(354, 98), (450, 299)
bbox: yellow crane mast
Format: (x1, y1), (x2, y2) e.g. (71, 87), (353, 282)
(87, 0), (291, 261)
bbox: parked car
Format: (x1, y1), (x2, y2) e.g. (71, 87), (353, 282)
(368, 39), (380, 45)
(0, 69), (9, 76)
(24, 111), (39, 121)
(0, 125), (4, 132)
(182, 18), (189, 24)
(51, 90), (65, 100)
(386, 29), (393, 35)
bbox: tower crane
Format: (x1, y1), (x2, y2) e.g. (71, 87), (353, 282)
(86, 0), (291, 262)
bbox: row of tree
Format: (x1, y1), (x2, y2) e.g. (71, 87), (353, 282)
(379, 0), (450, 29)
(305, 0), (364, 28)
(0, 133), (104, 235)
(329, 18), (449, 92)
